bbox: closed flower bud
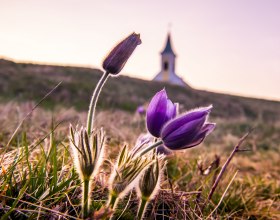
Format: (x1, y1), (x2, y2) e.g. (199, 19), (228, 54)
(161, 106), (215, 150)
(137, 153), (164, 201)
(69, 125), (105, 180)
(136, 152), (165, 220)
(69, 125), (106, 218)
(146, 89), (177, 137)
(107, 145), (154, 210)
(103, 32), (141, 75)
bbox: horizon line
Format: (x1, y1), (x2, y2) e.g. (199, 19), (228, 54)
(1, 55), (279, 103)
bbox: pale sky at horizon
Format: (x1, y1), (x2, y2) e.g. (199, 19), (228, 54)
(0, 0), (280, 101)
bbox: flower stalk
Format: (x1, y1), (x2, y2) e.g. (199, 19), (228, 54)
(139, 140), (163, 156)
(107, 192), (119, 210)
(87, 71), (110, 135)
(137, 198), (148, 220)
(82, 179), (90, 218)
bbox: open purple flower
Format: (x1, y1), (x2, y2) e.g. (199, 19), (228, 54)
(146, 89), (177, 137)
(161, 106), (215, 150)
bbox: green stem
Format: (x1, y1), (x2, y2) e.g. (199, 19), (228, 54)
(87, 71), (110, 135)
(137, 198), (148, 220)
(82, 179), (90, 218)
(107, 192), (119, 220)
(108, 192), (118, 210)
(139, 140), (163, 156)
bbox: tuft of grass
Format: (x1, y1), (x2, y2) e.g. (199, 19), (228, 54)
(0, 125), (81, 219)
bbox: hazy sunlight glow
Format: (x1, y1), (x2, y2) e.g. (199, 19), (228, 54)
(0, 0), (279, 100)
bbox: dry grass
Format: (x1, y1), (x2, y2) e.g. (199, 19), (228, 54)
(0, 101), (279, 219)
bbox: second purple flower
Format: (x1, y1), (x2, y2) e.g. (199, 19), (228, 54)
(161, 106), (215, 150)
(146, 89), (215, 151)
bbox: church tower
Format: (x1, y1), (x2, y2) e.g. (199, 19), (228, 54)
(153, 33), (186, 86)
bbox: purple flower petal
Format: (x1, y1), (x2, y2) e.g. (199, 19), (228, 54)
(166, 99), (177, 119)
(162, 118), (205, 150)
(160, 106), (215, 150)
(162, 116), (205, 141)
(146, 89), (176, 137)
(201, 123), (216, 135)
(161, 106), (212, 139)
(181, 123), (216, 149)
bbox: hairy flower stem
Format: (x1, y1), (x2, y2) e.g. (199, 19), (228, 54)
(107, 192), (119, 220)
(87, 71), (110, 135)
(82, 179), (90, 218)
(137, 198), (148, 220)
(139, 140), (163, 156)
(108, 194), (118, 209)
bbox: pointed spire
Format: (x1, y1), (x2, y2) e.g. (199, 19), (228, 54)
(161, 33), (176, 56)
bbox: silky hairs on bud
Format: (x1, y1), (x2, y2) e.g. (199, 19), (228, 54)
(137, 152), (165, 201)
(103, 32), (141, 75)
(69, 125), (105, 180)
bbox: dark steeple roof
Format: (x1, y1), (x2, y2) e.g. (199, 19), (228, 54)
(161, 33), (176, 56)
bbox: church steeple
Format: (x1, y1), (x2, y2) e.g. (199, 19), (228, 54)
(161, 33), (176, 56)
(153, 33), (187, 86)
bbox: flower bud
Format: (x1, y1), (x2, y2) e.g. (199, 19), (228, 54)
(103, 32), (141, 75)
(108, 145), (153, 199)
(137, 153), (164, 201)
(69, 125), (105, 180)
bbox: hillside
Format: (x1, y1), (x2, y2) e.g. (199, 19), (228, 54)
(0, 59), (280, 219)
(0, 58), (280, 122)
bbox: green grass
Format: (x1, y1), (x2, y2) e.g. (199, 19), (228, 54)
(0, 130), (80, 219)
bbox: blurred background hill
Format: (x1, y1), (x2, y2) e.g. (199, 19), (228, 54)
(1, 58), (280, 122)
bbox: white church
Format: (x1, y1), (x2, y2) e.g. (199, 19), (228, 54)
(153, 33), (188, 86)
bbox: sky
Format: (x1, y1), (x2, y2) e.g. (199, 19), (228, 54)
(0, 0), (280, 101)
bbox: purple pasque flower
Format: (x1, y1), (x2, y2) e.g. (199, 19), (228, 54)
(161, 106), (215, 150)
(136, 105), (145, 116)
(103, 32), (141, 75)
(146, 89), (177, 137)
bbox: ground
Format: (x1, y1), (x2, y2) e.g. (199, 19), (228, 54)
(0, 102), (279, 219)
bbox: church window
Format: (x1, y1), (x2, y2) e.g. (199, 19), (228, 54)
(164, 62), (169, 70)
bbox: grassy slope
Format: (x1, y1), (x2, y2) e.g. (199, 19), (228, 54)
(1, 58), (280, 122)
(0, 59), (280, 219)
